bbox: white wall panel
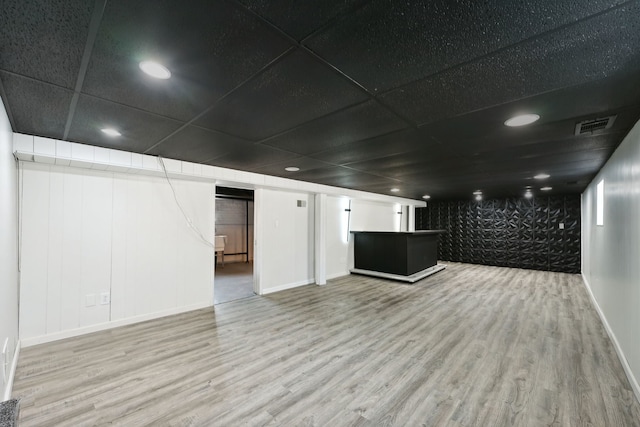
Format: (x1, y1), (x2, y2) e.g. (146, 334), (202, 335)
(258, 190), (314, 293)
(326, 196), (351, 279)
(350, 199), (401, 232)
(19, 163), (215, 344)
(582, 119), (640, 399)
(0, 97), (19, 398)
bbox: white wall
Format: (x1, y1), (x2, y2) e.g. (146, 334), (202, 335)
(19, 162), (214, 345)
(582, 119), (640, 400)
(350, 199), (403, 232)
(0, 97), (19, 399)
(256, 189), (315, 294)
(326, 196), (351, 279)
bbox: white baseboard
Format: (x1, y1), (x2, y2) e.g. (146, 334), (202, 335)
(3, 340), (20, 401)
(327, 271), (350, 281)
(21, 302), (211, 347)
(261, 278), (315, 295)
(581, 273), (640, 404)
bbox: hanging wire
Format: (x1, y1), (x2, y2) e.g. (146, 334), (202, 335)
(158, 157), (214, 249)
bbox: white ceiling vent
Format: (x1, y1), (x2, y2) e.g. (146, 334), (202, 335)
(575, 115), (616, 136)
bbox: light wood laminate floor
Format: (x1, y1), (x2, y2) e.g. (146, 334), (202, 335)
(13, 263), (640, 426)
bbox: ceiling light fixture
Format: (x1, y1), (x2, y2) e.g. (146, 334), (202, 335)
(284, 166), (300, 172)
(534, 173), (550, 180)
(422, 195), (431, 200)
(541, 186), (552, 191)
(390, 188), (400, 193)
(101, 128), (121, 137)
(139, 61), (171, 79)
(473, 190), (482, 195)
(504, 113), (540, 127)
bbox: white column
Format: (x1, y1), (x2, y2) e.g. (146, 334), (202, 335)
(407, 205), (416, 232)
(314, 193), (327, 285)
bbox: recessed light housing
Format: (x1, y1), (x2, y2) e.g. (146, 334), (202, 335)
(473, 190), (482, 195)
(390, 188), (400, 193)
(504, 113), (540, 127)
(139, 61), (171, 79)
(101, 128), (121, 137)
(422, 195), (431, 200)
(284, 167), (300, 172)
(541, 186), (552, 191)
(534, 173), (550, 180)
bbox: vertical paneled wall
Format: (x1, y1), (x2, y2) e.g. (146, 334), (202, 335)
(416, 195), (581, 273)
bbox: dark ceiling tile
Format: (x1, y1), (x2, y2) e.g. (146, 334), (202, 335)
(0, 72), (72, 139)
(205, 143), (300, 170)
(309, 129), (433, 165)
(380, 3), (640, 125)
(307, 0), (628, 93)
(294, 167), (397, 189)
(252, 156), (335, 177)
(67, 95), (183, 152)
(0, 0), (93, 88)
(81, 0), (293, 121)
(193, 49), (369, 140)
(147, 126), (251, 163)
(236, 0), (367, 41)
(260, 100), (407, 155)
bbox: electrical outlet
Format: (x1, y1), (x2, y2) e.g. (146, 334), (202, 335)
(85, 294), (96, 307)
(100, 292), (111, 305)
(559, 223), (565, 229)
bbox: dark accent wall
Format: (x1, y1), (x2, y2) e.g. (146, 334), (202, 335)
(415, 195), (581, 273)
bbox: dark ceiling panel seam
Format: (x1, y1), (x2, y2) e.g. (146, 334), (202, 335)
(0, 75), (16, 130)
(143, 47), (297, 154)
(379, 0), (638, 98)
(298, 0), (374, 44)
(229, 0), (420, 131)
(62, 0), (108, 141)
(417, 73), (640, 130)
(254, 99), (403, 146)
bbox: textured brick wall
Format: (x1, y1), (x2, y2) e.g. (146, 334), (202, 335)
(416, 195), (581, 273)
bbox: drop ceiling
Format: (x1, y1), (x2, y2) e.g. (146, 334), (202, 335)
(1, 0), (639, 200)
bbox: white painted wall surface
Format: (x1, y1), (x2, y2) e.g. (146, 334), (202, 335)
(0, 97), (19, 399)
(326, 196), (351, 279)
(19, 162), (214, 345)
(582, 119), (640, 400)
(350, 199), (403, 232)
(257, 189), (314, 294)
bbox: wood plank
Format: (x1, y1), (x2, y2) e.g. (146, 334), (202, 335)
(12, 263), (640, 426)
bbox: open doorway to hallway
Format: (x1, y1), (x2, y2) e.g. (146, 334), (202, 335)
(214, 186), (255, 304)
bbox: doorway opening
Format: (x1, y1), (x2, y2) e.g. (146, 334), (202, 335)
(214, 186), (255, 304)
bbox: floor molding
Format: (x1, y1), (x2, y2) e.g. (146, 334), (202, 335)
(581, 273), (640, 404)
(21, 302), (211, 347)
(350, 264), (446, 283)
(3, 340), (20, 401)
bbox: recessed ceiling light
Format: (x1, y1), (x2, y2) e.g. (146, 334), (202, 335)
(541, 186), (552, 191)
(284, 166), (300, 172)
(422, 195), (431, 200)
(390, 188), (400, 193)
(504, 113), (540, 127)
(101, 128), (121, 137)
(475, 194), (482, 201)
(534, 173), (550, 180)
(139, 61), (171, 79)
(473, 190), (483, 195)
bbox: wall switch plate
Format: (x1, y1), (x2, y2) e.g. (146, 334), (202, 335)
(85, 294), (96, 307)
(100, 292), (110, 305)
(559, 223), (565, 229)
